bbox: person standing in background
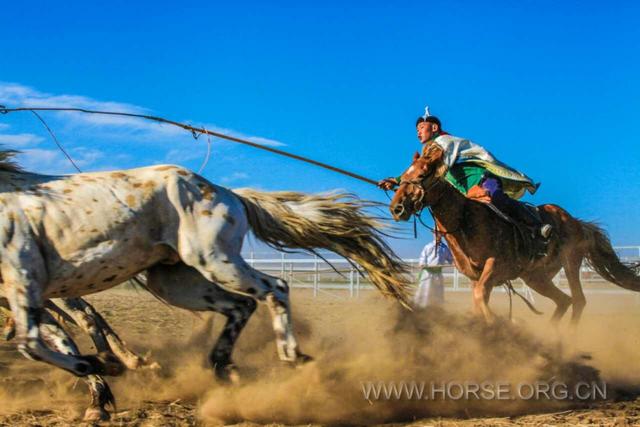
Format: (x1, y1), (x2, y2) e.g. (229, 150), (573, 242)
(415, 236), (454, 308)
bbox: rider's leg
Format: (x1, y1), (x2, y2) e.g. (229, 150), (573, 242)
(481, 176), (552, 238)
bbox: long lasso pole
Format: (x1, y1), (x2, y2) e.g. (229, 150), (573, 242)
(0, 106), (379, 186)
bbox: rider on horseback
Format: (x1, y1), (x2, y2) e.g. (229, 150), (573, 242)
(379, 107), (552, 239)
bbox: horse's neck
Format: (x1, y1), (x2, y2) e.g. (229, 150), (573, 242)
(427, 180), (480, 274)
(428, 179), (466, 233)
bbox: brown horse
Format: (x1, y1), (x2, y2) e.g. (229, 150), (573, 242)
(390, 147), (640, 324)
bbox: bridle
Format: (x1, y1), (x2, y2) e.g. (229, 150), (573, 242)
(394, 169), (463, 238)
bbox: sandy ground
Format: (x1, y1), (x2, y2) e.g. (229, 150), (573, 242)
(1, 286), (640, 426)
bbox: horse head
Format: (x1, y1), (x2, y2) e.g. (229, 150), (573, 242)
(390, 144), (446, 221)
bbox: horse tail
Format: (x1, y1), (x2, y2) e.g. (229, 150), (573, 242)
(581, 221), (640, 291)
(232, 188), (412, 307)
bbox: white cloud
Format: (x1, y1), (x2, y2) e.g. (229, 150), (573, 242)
(221, 171), (249, 184)
(201, 123), (286, 147)
(163, 148), (204, 164)
(0, 82), (290, 177)
(0, 133), (44, 147)
(244, 136), (285, 147)
(16, 147), (108, 175)
(0, 82), (285, 146)
(16, 149), (73, 175)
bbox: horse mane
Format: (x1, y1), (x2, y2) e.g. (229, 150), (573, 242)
(0, 149), (23, 173)
(419, 143), (447, 178)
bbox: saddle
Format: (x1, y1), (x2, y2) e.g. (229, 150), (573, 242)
(467, 184), (549, 259)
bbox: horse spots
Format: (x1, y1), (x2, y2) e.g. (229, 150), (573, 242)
(85, 210), (93, 215)
(201, 210), (212, 216)
(76, 274), (84, 280)
(221, 259), (231, 264)
(126, 195), (136, 207)
(103, 275), (118, 283)
(177, 170), (188, 176)
(223, 214), (236, 225)
(63, 189), (72, 194)
(111, 172), (127, 179)
(133, 183), (142, 188)
(198, 184), (216, 200)
(91, 229), (99, 233)
(154, 165), (177, 171)
(246, 288), (257, 295)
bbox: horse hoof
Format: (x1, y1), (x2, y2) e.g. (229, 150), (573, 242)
(215, 364), (240, 385)
(123, 355), (160, 371)
(83, 406), (110, 422)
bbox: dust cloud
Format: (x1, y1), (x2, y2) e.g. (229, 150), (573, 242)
(1, 290), (639, 425)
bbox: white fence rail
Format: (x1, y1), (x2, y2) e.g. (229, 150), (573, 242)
(242, 246), (640, 299)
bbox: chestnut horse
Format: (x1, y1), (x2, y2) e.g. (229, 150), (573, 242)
(390, 146), (640, 324)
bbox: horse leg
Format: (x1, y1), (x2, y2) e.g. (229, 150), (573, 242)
(207, 296), (256, 382)
(212, 258), (308, 363)
(50, 297), (153, 370)
(473, 258), (498, 323)
(3, 258), (124, 377)
(163, 248), (309, 365)
(145, 264), (256, 382)
(174, 191), (309, 364)
(3, 294), (143, 372)
(39, 309), (115, 421)
(521, 273), (572, 324)
(563, 254), (587, 326)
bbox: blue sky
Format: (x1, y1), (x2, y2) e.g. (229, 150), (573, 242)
(1, 1), (639, 256)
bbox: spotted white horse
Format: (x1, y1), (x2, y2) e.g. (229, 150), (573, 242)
(0, 152), (410, 421)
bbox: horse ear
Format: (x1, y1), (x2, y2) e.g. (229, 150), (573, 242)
(413, 151), (420, 161)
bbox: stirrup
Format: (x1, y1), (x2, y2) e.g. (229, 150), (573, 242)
(540, 224), (553, 239)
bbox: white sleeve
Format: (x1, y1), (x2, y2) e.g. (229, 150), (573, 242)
(434, 136), (460, 168)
